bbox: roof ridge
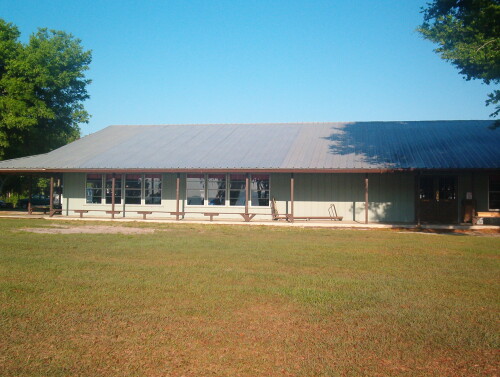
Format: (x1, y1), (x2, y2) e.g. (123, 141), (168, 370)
(106, 120), (492, 127)
(108, 122), (344, 127)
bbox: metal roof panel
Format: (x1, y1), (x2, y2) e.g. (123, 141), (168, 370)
(0, 120), (498, 171)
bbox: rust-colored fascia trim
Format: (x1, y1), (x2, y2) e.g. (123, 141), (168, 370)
(0, 168), (498, 174)
(0, 168), (410, 174)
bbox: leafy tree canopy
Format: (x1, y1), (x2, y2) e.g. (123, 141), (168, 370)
(0, 19), (91, 160)
(418, 0), (500, 121)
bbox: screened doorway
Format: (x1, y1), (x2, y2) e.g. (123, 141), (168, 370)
(419, 176), (458, 223)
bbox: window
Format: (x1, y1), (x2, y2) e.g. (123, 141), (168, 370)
(438, 177), (456, 201)
(185, 173), (271, 207)
(145, 174), (162, 205)
(86, 174), (103, 204)
(489, 175), (500, 211)
(251, 174), (270, 206)
(419, 176), (433, 200)
(207, 174), (226, 205)
(187, 174), (205, 205)
(125, 174), (142, 204)
(229, 174), (246, 206)
(105, 174), (122, 204)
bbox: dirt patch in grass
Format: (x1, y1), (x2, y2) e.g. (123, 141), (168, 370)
(19, 225), (160, 234)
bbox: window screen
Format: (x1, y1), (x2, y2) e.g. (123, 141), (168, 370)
(86, 174), (103, 204)
(229, 174), (246, 206)
(105, 174), (122, 204)
(187, 174), (205, 205)
(251, 174), (269, 206)
(125, 174), (142, 204)
(489, 175), (500, 210)
(145, 174), (162, 205)
(207, 174), (226, 205)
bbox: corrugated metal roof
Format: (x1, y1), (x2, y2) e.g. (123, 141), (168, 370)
(0, 120), (499, 171)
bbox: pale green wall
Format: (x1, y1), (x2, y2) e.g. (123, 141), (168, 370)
(62, 171), (494, 223)
(271, 173), (415, 223)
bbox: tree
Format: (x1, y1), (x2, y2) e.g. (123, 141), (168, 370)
(418, 0), (500, 123)
(0, 19), (91, 160)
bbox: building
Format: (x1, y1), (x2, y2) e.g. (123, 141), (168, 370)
(0, 120), (499, 224)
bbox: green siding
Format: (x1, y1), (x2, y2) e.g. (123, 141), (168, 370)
(62, 172), (493, 223)
(271, 173), (415, 223)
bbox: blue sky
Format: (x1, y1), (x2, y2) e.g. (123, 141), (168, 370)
(2, 0), (495, 135)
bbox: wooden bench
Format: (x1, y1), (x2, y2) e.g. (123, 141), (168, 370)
(204, 213), (220, 221)
(473, 211), (500, 225)
(171, 211), (257, 222)
(292, 216), (342, 221)
(271, 198), (290, 221)
(29, 206), (50, 215)
(240, 213), (256, 222)
(74, 210), (89, 218)
(106, 210), (121, 218)
(137, 211), (153, 219)
(49, 208), (62, 217)
(290, 204), (343, 222)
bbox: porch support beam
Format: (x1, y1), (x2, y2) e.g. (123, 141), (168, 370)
(290, 173), (294, 223)
(28, 175), (33, 214)
(364, 174), (368, 224)
(49, 176), (54, 214)
(176, 173), (180, 220)
(111, 174), (116, 219)
(471, 172), (476, 221)
(57, 177), (62, 212)
(245, 173), (249, 216)
(416, 172), (421, 227)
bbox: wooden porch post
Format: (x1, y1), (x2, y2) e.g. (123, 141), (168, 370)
(176, 173), (180, 220)
(57, 178), (62, 211)
(290, 173), (294, 223)
(364, 174), (369, 224)
(416, 172), (421, 227)
(27, 175), (32, 214)
(49, 176), (54, 214)
(471, 172), (476, 220)
(245, 174), (249, 215)
(111, 174), (116, 219)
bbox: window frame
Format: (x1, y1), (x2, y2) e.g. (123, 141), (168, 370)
(85, 173), (163, 206)
(124, 174), (143, 205)
(144, 174), (162, 205)
(250, 174), (270, 207)
(85, 173), (104, 204)
(207, 173), (227, 206)
(105, 174), (123, 205)
(229, 174), (247, 207)
(186, 173), (206, 206)
(184, 173), (271, 207)
(488, 175), (500, 211)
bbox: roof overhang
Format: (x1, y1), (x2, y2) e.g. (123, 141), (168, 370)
(1, 168), (499, 174)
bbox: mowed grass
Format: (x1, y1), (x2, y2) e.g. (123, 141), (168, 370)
(0, 219), (498, 376)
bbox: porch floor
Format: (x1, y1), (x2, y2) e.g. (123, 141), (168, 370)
(0, 210), (498, 231)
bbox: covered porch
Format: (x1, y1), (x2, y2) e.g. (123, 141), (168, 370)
(6, 169), (497, 226)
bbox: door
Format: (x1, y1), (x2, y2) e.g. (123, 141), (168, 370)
(419, 176), (458, 223)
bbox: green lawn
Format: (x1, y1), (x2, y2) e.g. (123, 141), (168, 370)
(0, 218), (498, 376)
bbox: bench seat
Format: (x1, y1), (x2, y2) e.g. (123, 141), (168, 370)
(49, 208), (62, 217)
(29, 206), (50, 215)
(137, 211), (153, 219)
(204, 213), (219, 221)
(292, 216), (343, 221)
(73, 210), (89, 218)
(473, 211), (500, 225)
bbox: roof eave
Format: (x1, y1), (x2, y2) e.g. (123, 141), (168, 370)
(1, 167), (498, 174)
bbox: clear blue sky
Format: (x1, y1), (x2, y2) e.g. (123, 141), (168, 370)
(1, 0), (495, 135)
